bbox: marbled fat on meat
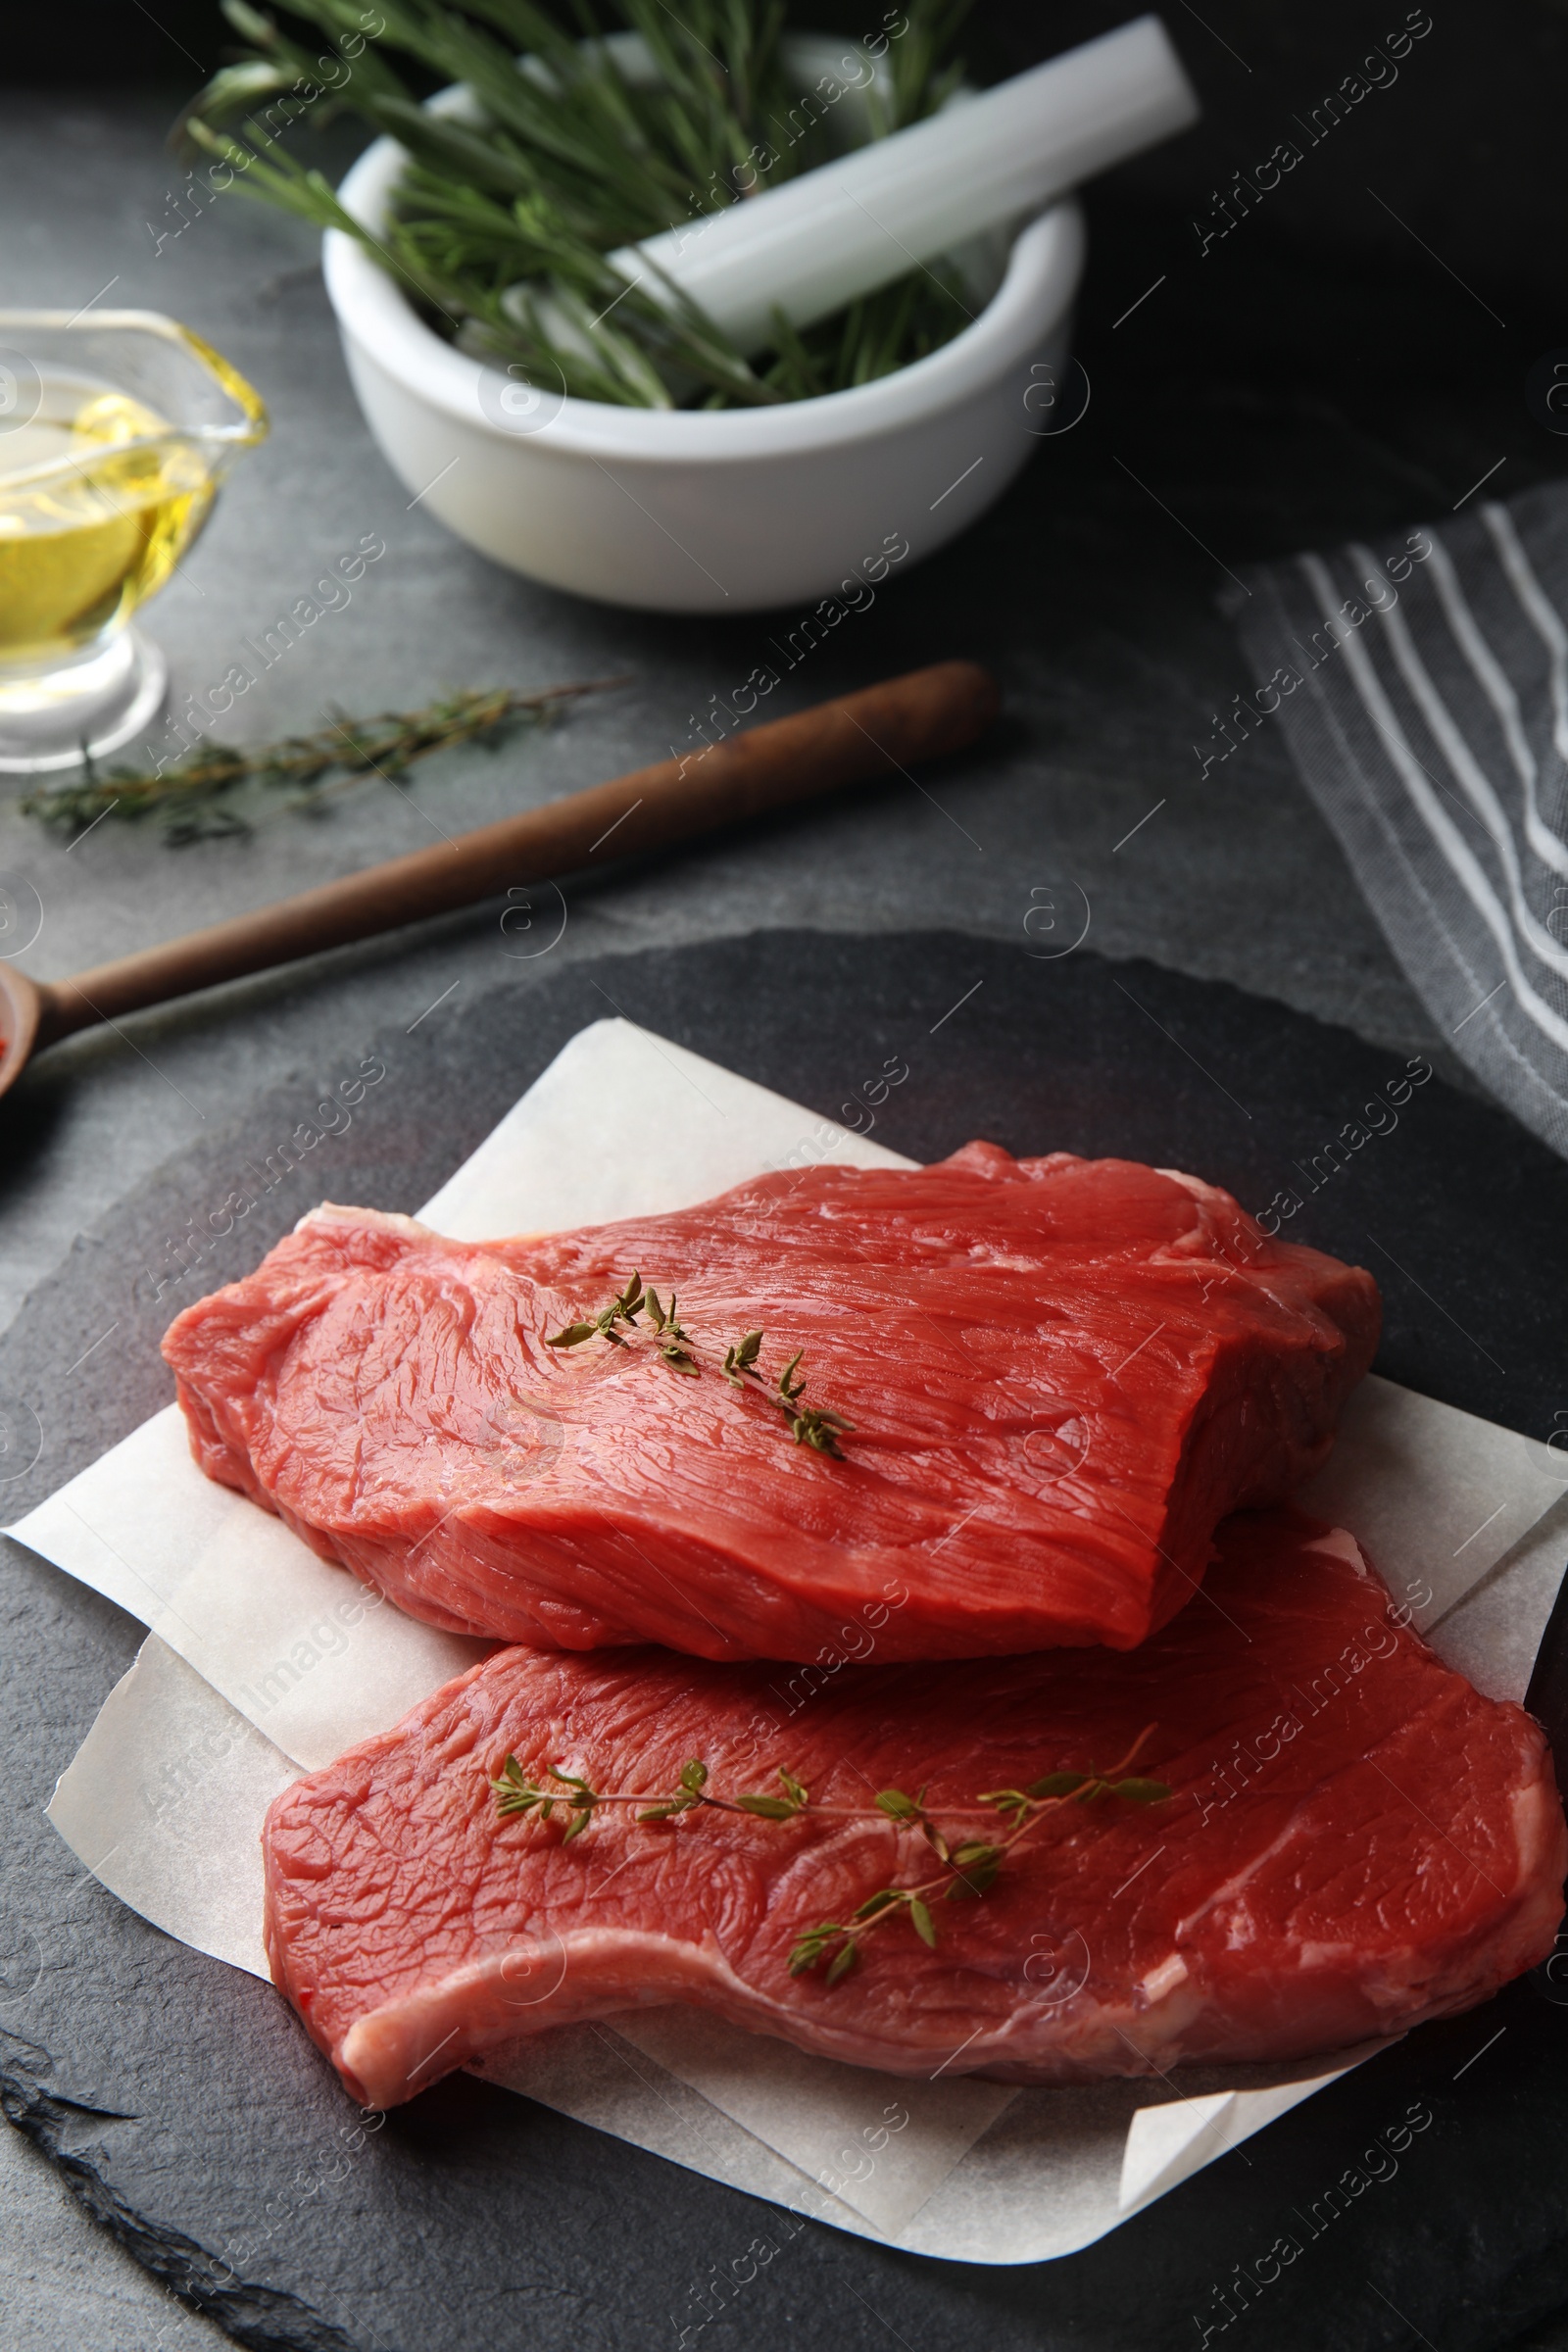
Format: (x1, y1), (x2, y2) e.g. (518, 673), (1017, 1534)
(163, 1147), (1379, 1659)
(262, 1511), (1566, 2109)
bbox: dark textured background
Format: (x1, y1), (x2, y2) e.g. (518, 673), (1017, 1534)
(5, 930), (1568, 2352)
(10, 0), (1568, 1337)
(4, 0), (1568, 2339)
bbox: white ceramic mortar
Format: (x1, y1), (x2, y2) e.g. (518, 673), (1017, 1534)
(322, 37), (1085, 613)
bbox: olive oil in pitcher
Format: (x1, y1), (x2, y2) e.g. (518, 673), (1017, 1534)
(0, 376), (216, 660)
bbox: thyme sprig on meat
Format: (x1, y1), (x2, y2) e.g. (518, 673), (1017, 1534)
(544, 1269), (697, 1374)
(545, 1269), (658, 1351)
(790, 1731), (1168, 1984)
(491, 1752), (812, 1832)
(488, 1734), (1170, 1985)
(546, 1275), (852, 1450)
(725, 1330), (854, 1456)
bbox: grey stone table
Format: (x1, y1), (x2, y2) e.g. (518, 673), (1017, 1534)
(2, 14), (1566, 2339)
(2, 91), (1495, 1332)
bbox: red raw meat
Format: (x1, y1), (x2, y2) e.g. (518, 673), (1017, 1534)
(163, 1148), (1379, 1659)
(263, 1510), (1564, 2109)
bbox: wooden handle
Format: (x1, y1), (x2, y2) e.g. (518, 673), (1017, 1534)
(33, 661), (997, 1049)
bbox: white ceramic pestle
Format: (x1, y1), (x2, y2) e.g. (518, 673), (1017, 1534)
(603, 15), (1199, 355)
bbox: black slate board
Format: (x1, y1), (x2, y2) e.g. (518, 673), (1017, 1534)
(3, 927), (1568, 2352)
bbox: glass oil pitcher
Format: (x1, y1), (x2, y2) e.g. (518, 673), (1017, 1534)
(0, 311), (267, 772)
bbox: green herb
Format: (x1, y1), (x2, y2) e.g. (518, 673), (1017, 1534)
(766, 1347), (854, 1457)
(490, 1752), (814, 1829)
(546, 1268), (649, 1350)
(547, 1277), (852, 1448)
(487, 1735), (1171, 1987)
(644, 1286), (698, 1374)
(724, 1328), (856, 1454)
(635, 1757), (712, 1821)
(721, 1329), (763, 1385)
(173, 0), (975, 410)
(788, 1730), (1169, 1982)
(981, 1769), (1177, 1824)
(490, 1754), (601, 1840)
(22, 679), (614, 845)
(732, 1767), (810, 1822)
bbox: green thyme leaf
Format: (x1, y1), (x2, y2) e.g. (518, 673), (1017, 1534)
(490, 1752), (541, 1816)
(733, 1766), (809, 1821)
(875, 1788), (921, 1821)
(722, 1329), (763, 1384)
(946, 1841), (1004, 1896)
(1025, 1771), (1092, 1800)
(852, 1888), (902, 1924)
(907, 1897), (937, 1948)
(1112, 1778), (1173, 1803)
(789, 1923), (847, 1977)
(824, 1941), (859, 1986)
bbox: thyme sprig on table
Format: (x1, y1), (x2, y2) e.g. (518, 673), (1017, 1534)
(547, 1274), (851, 1451)
(21, 680), (616, 844)
(172, 0), (976, 410)
(489, 1736), (1171, 1987)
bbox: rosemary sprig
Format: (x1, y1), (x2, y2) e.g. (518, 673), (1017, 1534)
(487, 1738), (1171, 1989)
(172, 0), (976, 411)
(547, 1279), (850, 1446)
(21, 680), (615, 844)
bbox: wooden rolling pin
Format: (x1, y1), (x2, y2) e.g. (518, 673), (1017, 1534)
(1, 661), (996, 1091)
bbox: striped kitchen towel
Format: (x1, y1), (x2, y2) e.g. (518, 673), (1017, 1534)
(1229, 480), (1568, 1159)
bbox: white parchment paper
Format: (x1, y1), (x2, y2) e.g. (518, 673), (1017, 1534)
(19, 1018), (1568, 2265)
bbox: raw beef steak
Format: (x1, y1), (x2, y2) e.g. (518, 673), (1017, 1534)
(164, 1148), (1379, 1659)
(262, 1510), (1564, 2109)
